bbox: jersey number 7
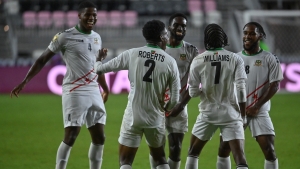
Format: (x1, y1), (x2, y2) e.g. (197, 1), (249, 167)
(143, 59), (156, 83)
(211, 62), (221, 84)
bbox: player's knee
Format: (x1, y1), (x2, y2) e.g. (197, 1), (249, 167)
(169, 144), (182, 161)
(218, 142), (231, 157)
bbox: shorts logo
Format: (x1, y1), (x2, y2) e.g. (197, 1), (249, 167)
(180, 54), (186, 60)
(254, 60), (262, 66)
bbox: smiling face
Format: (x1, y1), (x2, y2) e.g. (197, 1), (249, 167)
(243, 24), (262, 54)
(78, 7), (97, 33)
(169, 16), (187, 41)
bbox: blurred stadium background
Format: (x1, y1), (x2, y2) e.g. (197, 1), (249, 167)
(0, 0), (300, 169)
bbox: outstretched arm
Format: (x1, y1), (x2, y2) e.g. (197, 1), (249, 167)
(247, 81), (280, 117)
(10, 48), (55, 98)
(166, 88), (191, 117)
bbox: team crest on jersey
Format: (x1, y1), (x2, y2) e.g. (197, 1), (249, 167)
(94, 38), (99, 44)
(151, 50), (156, 54)
(180, 54), (186, 60)
(254, 60), (262, 66)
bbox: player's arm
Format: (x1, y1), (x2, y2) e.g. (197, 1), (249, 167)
(10, 48), (55, 98)
(246, 81), (280, 117)
(94, 50), (130, 74)
(188, 59), (202, 98)
(167, 88), (191, 117)
(165, 62), (180, 112)
(97, 74), (109, 103)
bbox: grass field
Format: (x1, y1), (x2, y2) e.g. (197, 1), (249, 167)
(0, 93), (299, 169)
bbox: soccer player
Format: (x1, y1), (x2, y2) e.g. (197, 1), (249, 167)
(10, 1), (109, 169)
(94, 20), (180, 169)
(184, 23), (249, 169)
(149, 13), (199, 169)
(216, 22), (283, 169)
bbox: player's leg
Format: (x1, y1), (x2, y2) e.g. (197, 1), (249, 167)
(149, 145), (170, 169)
(167, 133), (184, 169)
(88, 123), (105, 169)
(119, 144), (138, 168)
(185, 134), (208, 169)
(256, 135), (278, 169)
(221, 121), (248, 169)
(216, 135), (231, 169)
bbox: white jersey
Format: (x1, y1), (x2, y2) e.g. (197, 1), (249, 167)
(94, 44), (181, 128)
(48, 26), (102, 93)
(189, 48), (247, 125)
(237, 49), (283, 115)
(165, 41), (199, 101)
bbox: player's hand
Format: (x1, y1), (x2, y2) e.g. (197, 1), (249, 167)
(97, 48), (108, 62)
(246, 106), (259, 117)
(166, 103), (184, 117)
(101, 90), (109, 103)
(10, 82), (26, 98)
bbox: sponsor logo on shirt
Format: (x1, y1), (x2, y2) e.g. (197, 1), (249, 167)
(94, 38), (99, 44)
(254, 60), (262, 66)
(180, 54), (186, 60)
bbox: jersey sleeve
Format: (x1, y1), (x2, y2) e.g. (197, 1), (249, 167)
(234, 54), (247, 81)
(268, 53), (284, 83)
(94, 49), (130, 74)
(165, 59), (180, 111)
(48, 32), (64, 53)
(188, 58), (202, 97)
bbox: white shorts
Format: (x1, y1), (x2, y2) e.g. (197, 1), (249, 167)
(192, 118), (244, 142)
(247, 111), (275, 137)
(118, 118), (166, 148)
(165, 106), (188, 134)
(62, 90), (106, 128)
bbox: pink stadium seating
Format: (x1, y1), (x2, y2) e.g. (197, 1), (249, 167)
(96, 11), (108, 27)
(23, 11), (37, 28)
(66, 11), (78, 27)
(37, 11), (52, 28)
(123, 10), (138, 28)
(188, 0), (216, 12)
(109, 10), (122, 27)
(52, 11), (66, 28)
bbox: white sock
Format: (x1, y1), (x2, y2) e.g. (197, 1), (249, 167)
(185, 156), (198, 169)
(55, 142), (72, 169)
(157, 164), (170, 169)
(216, 156), (231, 169)
(168, 158), (180, 169)
(264, 158), (278, 169)
(120, 164), (132, 169)
(88, 143), (104, 169)
(149, 154), (156, 169)
(237, 167), (248, 169)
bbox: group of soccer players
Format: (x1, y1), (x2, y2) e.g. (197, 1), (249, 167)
(10, 0), (283, 169)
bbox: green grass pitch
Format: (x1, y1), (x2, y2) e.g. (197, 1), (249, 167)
(0, 93), (299, 169)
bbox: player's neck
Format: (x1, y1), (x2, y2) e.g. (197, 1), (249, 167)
(244, 47), (262, 56)
(168, 37), (182, 47)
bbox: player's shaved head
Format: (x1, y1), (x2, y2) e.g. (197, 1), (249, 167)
(244, 22), (266, 39)
(143, 20), (165, 42)
(168, 13), (188, 26)
(78, 0), (97, 13)
(204, 23), (229, 50)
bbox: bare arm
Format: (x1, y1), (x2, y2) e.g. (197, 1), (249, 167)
(97, 73), (109, 103)
(247, 81), (280, 117)
(10, 48), (55, 98)
(167, 88), (191, 117)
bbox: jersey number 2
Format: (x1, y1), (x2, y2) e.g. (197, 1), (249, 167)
(211, 62), (221, 84)
(143, 60), (156, 83)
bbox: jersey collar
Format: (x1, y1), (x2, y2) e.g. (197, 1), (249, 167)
(75, 25), (92, 34)
(207, 48), (223, 51)
(242, 48), (263, 56)
(166, 41), (183, 48)
(146, 44), (161, 49)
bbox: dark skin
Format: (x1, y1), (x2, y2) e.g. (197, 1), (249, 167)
(97, 28), (170, 167)
(218, 24), (278, 162)
(10, 7), (109, 146)
(164, 16), (190, 162)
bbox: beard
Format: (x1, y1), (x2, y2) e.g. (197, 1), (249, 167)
(171, 31), (185, 41)
(243, 39), (259, 51)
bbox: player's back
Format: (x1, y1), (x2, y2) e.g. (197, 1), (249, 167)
(191, 48), (246, 124)
(125, 45), (180, 128)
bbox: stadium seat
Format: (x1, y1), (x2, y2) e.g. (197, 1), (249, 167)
(123, 10), (138, 28)
(52, 11), (66, 29)
(109, 10), (122, 27)
(96, 11), (108, 28)
(66, 11), (78, 27)
(190, 11), (204, 28)
(22, 11), (37, 28)
(188, 0), (201, 13)
(207, 10), (221, 24)
(37, 11), (52, 28)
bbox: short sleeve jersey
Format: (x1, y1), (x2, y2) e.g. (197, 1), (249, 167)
(165, 41), (199, 101)
(237, 49), (283, 114)
(95, 44), (180, 128)
(189, 48), (247, 125)
(48, 26), (102, 93)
